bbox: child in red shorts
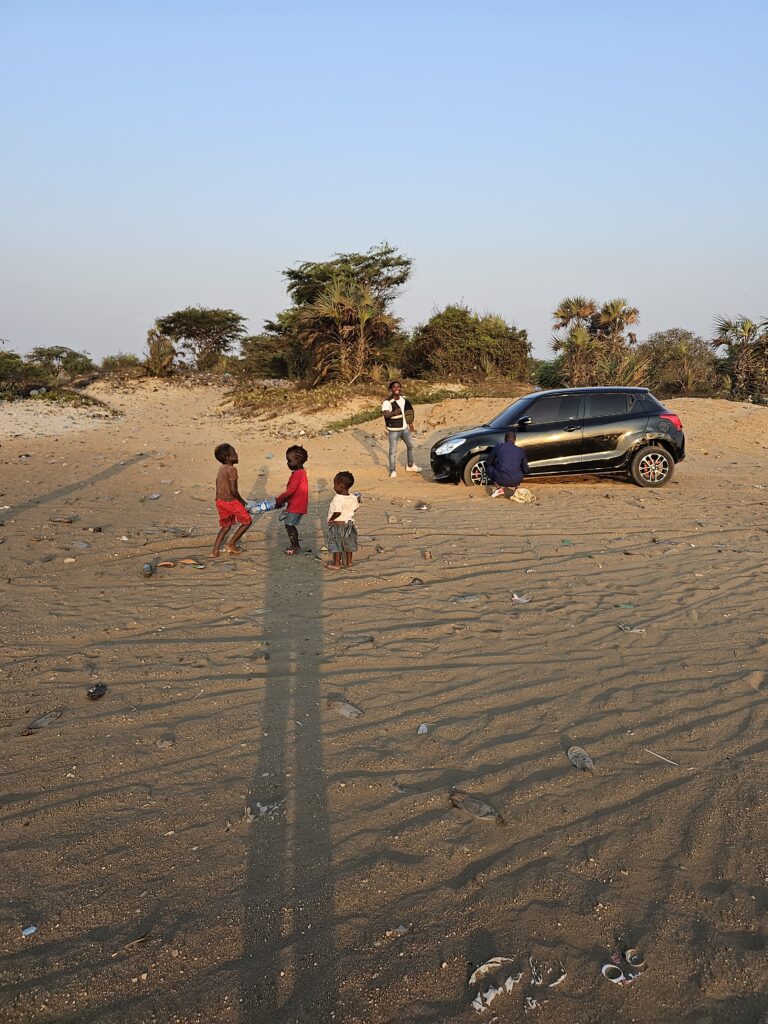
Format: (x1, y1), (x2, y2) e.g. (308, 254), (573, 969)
(212, 443), (252, 556)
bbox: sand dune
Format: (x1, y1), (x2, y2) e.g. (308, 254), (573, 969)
(1, 382), (767, 1023)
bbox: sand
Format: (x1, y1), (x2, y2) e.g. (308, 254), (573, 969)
(1, 381), (767, 1024)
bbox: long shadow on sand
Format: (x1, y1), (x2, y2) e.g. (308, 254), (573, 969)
(241, 479), (338, 1021)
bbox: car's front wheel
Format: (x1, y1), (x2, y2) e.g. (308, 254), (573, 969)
(630, 445), (675, 487)
(462, 453), (489, 486)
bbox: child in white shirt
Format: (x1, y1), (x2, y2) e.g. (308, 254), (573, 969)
(326, 471), (360, 569)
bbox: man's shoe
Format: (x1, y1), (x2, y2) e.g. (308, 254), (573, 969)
(406, 464), (422, 472)
(491, 487), (505, 498)
(389, 471), (397, 478)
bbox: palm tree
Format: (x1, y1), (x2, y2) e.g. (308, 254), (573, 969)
(713, 315), (768, 398)
(552, 296), (596, 333)
(296, 277), (397, 384)
(595, 299), (640, 353)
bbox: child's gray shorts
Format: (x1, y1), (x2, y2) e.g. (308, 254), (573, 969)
(328, 520), (358, 553)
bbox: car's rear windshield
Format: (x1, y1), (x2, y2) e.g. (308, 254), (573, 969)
(486, 396), (535, 429)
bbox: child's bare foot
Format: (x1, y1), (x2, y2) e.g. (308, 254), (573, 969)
(324, 561), (341, 570)
(284, 547), (300, 555)
(211, 550), (221, 557)
(225, 545), (241, 555)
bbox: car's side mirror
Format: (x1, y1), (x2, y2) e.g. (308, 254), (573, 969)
(516, 416), (532, 428)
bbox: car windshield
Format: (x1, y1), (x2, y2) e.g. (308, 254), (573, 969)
(486, 396), (535, 429)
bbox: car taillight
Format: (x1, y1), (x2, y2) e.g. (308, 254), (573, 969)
(660, 413), (683, 431)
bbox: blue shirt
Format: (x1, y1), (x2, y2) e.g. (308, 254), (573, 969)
(488, 441), (529, 486)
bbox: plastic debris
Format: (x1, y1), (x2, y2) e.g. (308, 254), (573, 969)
(525, 996), (544, 1011)
(511, 593), (530, 604)
(468, 957), (517, 987)
(560, 538), (574, 546)
(509, 487), (535, 504)
(548, 962), (567, 987)
(246, 799), (286, 820)
(567, 745), (595, 774)
(50, 516), (75, 524)
(22, 926), (37, 937)
(647, 749), (684, 765)
(141, 493), (161, 501)
(140, 563), (155, 578)
(157, 560), (177, 568)
(87, 684), (107, 700)
(20, 710), (62, 736)
(408, 577), (425, 586)
(450, 788), (505, 824)
(385, 923), (412, 938)
(625, 948), (646, 970)
(327, 699), (364, 719)
(619, 623), (646, 634)
(417, 723), (429, 735)
(529, 955), (544, 985)
(415, 503), (431, 511)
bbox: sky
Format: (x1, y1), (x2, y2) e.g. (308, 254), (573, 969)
(1, 0), (766, 361)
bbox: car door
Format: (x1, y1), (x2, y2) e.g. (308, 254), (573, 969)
(580, 391), (649, 468)
(514, 393), (583, 468)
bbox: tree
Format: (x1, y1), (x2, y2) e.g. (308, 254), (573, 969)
(27, 345), (96, 380)
(638, 329), (718, 394)
(296, 278), (397, 384)
(144, 328), (176, 377)
(265, 243), (412, 382)
(154, 307), (247, 371)
(551, 295), (642, 386)
(406, 305), (530, 380)
(713, 315), (768, 399)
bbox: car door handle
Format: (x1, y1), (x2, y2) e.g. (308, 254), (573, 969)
(563, 424), (582, 432)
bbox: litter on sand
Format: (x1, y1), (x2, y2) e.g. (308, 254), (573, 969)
(449, 787), (505, 824)
(468, 957), (518, 986)
(511, 593), (530, 604)
(618, 623), (646, 634)
(567, 745), (595, 774)
(415, 503), (431, 511)
(141, 562), (155, 578)
(417, 723), (429, 735)
(111, 931), (152, 957)
(157, 560), (177, 568)
(385, 924), (412, 938)
(327, 699), (364, 719)
(21, 926), (37, 937)
(141, 493), (161, 501)
(509, 487), (535, 504)
(469, 954), (558, 1014)
(643, 747), (681, 766)
(87, 684), (107, 700)
(408, 577), (425, 586)
(19, 710), (63, 736)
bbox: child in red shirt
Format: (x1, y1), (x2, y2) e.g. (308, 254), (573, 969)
(275, 445), (309, 554)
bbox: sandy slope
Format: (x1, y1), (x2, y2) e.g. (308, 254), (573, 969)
(1, 382), (767, 1024)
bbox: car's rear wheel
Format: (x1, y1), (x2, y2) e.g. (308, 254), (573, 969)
(462, 453), (489, 486)
(630, 445), (674, 487)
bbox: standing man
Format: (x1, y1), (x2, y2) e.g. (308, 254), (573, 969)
(381, 380), (421, 478)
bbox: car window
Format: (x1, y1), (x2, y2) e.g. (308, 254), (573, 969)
(525, 394), (581, 425)
(584, 393), (641, 419)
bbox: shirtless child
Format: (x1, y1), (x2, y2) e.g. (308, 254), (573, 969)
(212, 443), (252, 556)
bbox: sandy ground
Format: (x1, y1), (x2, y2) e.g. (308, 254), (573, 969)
(1, 380), (767, 1024)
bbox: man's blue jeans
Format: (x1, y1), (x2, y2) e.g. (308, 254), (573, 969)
(388, 428), (414, 472)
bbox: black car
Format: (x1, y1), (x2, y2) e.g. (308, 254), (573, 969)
(430, 387), (685, 488)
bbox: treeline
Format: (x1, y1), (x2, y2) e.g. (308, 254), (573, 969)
(2, 243), (767, 402)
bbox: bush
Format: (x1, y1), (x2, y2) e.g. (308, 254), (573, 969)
(406, 305), (530, 380)
(638, 329), (718, 394)
(238, 334), (289, 379)
(0, 349), (47, 398)
(531, 357), (565, 389)
(26, 345), (96, 380)
(100, 352), (143, 374)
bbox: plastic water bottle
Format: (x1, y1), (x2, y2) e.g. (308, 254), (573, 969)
(255, 497), (277, 514)
(353, 491), (362, 502)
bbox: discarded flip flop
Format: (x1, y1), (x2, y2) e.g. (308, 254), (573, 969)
(87, 684), (107, 700)
(157, 560), (177, 568)
(19, 709), (62, 736)
(567, 745), (595, 774)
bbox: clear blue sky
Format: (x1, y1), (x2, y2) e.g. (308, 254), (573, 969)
(1, 0), (766, 360)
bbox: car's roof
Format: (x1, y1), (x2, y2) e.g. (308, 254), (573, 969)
(529, 386), (651, 396)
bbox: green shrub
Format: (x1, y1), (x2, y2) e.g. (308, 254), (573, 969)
(26, 345), (96, 380)
(144, 329), (176, 377)
(406, 305), (530, 380)
(101, 352), (143, 374)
